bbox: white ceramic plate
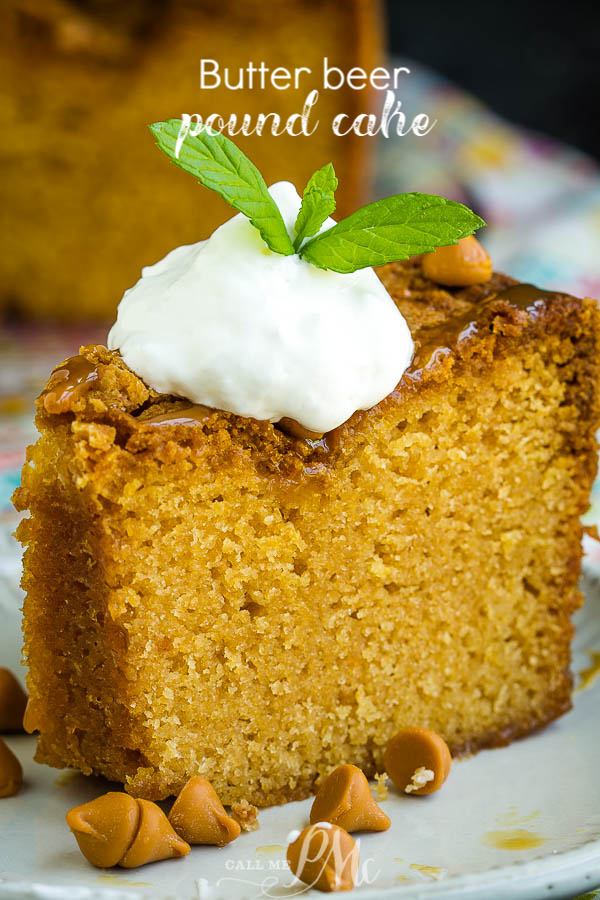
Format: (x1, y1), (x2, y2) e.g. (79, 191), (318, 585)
(0, 534), (599, 900)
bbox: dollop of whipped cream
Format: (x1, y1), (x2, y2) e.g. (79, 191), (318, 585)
(108, 182), (414, 433)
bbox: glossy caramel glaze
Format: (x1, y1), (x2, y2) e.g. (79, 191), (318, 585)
(142, 406), (213, 427)
(482, 829), (546, 851)
(34, 278), (574, 464)
(408, 283), (556, 375)
(276, 418), (325, 442)
(42, 356), (99, 415)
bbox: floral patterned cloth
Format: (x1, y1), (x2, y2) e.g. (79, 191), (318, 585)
(1, 61), (600, 572)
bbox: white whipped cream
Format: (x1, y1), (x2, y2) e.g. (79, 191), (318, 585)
(108, 182), (414, 433)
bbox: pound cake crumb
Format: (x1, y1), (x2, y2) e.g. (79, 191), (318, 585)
(230, 800), (260, 832)
(373, 773), (388, 802)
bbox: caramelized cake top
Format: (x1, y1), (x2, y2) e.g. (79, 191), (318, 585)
(36, 259), (594, 480)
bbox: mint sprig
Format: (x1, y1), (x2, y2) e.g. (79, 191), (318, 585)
(148, 120), (294, 256)
(293, 163), (338, 252)
(150, 120), (486, 272)
(299, 194), (486, 273)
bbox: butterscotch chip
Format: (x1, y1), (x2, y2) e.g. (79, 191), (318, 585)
(66, 793), (189, 868)
(230, 799), (259, 832)
(422, 236), (492, 287)
(0, 738), (23, 798)
(287, 823), (359, 893)
(0, 668), (27, 732)
(120, 799), (190, 868)
(66, 793), (140, 867)
(168, 776), (240, 846)
(384, 727), (451, 795)
(310, 764), (390, 833)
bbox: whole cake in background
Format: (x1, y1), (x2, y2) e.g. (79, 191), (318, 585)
(0, 0), (380, 320)
(14, 125), (600, 805)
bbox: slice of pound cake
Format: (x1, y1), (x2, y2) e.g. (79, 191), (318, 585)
(14, 258), (600, 804)
(14, 123), (600, 804)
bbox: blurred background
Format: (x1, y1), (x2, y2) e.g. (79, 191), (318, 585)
(1, 0), (600, 526)
(1, 0), (599, 323)
(387, 0), (600, 161)
(375, 0), (600, 304)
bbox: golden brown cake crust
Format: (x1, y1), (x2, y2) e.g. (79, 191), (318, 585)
(29, 261), (589, 471)
(14, 261), (600, 805)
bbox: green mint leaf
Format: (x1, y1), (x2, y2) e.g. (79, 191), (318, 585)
(293, 163), (338, 252)
(299, 193), (486, 273)
(148, 119), (294, 256)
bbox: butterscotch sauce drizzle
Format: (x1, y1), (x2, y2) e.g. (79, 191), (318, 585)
(142, 405), (213, 426)
(40, 284), (556, 445)
(277, 417), (325, 442)
(495, 283), (556, 308)
(482, 828), (546, 851)
(407, 283), (555, 377)
(141, 406), (328, 444)
(576, 650), (600, 692)
(42, 355), (100, 413)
